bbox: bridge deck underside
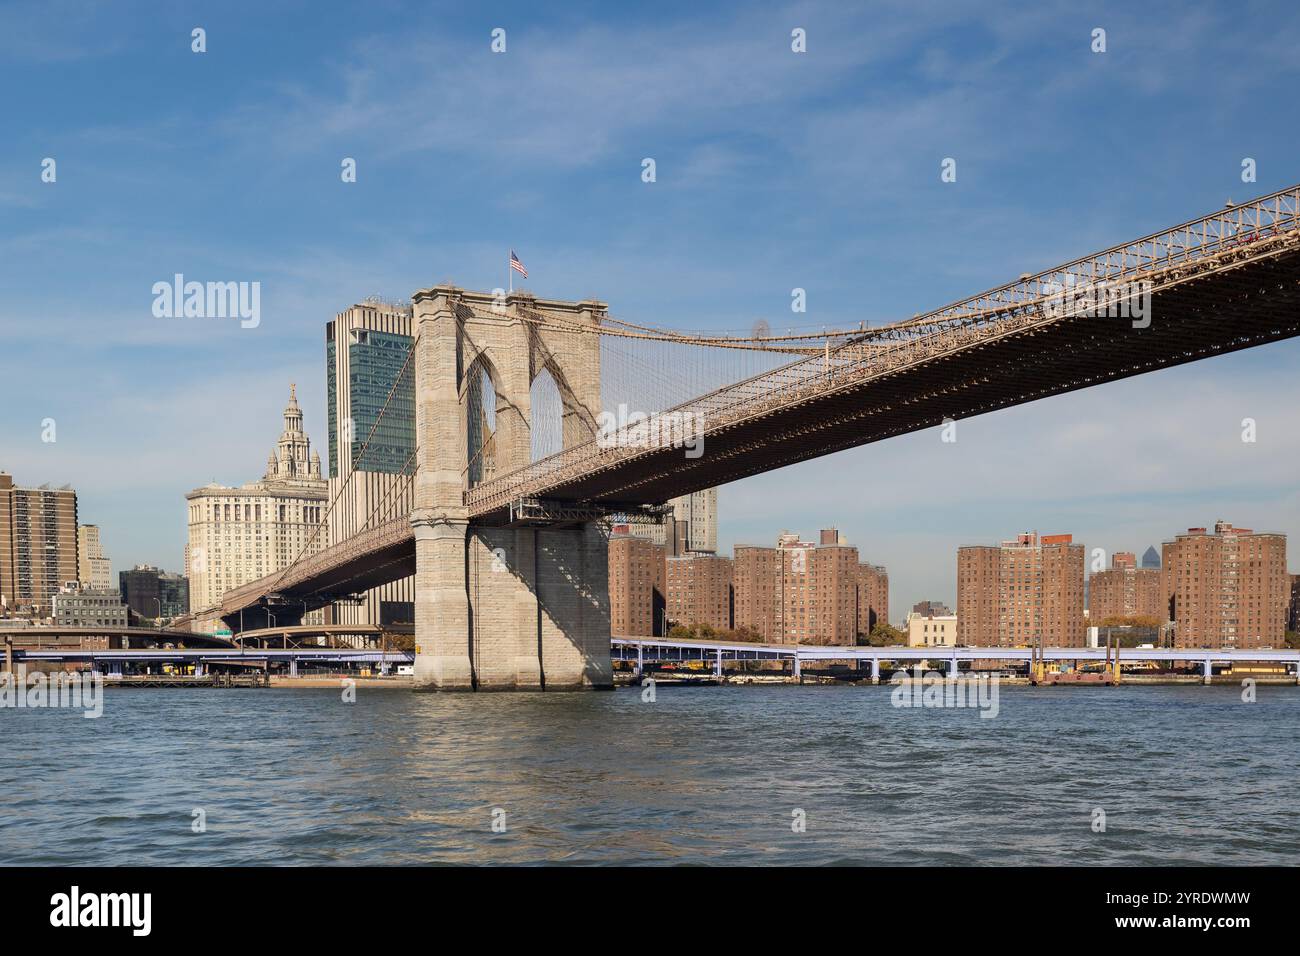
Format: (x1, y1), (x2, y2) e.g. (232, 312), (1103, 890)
(219, 539), (413, 623)
(291, 542), (414, 602)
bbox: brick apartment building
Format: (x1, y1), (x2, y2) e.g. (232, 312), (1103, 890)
(799, 531), (860, 645)
(733, 545), (780, 640)
(665, 553), (733, 631)
(0, 471), (79, 618)
(732, 529), (888, 646)
(1088, 551), (1165, 623)
(1162, 521), (1288, 648)
(858, 563), (889, 634)
(957, 531), (1085, 647)
(608, 534), (665, 636)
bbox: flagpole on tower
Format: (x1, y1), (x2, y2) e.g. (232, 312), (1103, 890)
(509, 249), (527, 294)
(508, 250), (513, 294)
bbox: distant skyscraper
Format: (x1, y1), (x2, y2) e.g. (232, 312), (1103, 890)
(672, 489), (718, 554)
(326, 301), (416, 626)
(327, 301), (417, 477)
(186, 386), (327, 618)
(119, 565), (189, 621)
(1141, 545), (1161, 569)
(0, 472), (79, 617)
(912, 600), (953, 617)
(77, 524), (112, 591)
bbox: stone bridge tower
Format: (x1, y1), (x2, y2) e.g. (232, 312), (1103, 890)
(410, 286), (612, 691)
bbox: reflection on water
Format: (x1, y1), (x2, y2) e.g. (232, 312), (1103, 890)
(2, 684), (1297, 865)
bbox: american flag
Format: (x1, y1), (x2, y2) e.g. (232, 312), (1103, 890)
(510, 250), (528, 278)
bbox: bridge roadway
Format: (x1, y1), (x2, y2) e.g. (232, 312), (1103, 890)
(216, 184), (1300, 622)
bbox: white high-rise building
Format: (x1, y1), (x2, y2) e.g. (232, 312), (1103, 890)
(185, 385), (328, 619)
(77, 524), (112, 591)
(671, 488), (717, 554)
(628, 489), (718, 555)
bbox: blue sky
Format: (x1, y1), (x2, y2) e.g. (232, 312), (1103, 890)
(2, 0), (1299, 619)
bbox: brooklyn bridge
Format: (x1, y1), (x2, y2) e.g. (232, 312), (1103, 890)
(198, 184), (1300, 690)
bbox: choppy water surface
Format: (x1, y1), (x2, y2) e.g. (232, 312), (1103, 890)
(2, 684), (1297, 865)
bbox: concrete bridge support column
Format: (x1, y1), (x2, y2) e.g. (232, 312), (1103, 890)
(531, 523), (612, 690)
(1203, 659), (1213, 685)
(466, 526), (543, 690)
(949, 658), (959, 680)
(414, 519), (613, 692)
(870, 657), (880, 685)
(411, 285), (477, 692)
(412, 514), (476, 691)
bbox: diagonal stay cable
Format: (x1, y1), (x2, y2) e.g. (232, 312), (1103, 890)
(264, 331), (421, 595)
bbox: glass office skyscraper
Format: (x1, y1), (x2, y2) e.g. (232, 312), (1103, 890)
(324, 301), (417, 626)
(326, 310), (416, 478)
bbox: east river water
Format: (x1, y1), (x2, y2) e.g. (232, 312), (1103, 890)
(2, 684), (1296, 865)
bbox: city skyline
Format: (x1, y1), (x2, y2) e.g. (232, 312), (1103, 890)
(4, 1), (1300, 617)
(6, 0), (1300, 888)
(5, 405), (1297, 627)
